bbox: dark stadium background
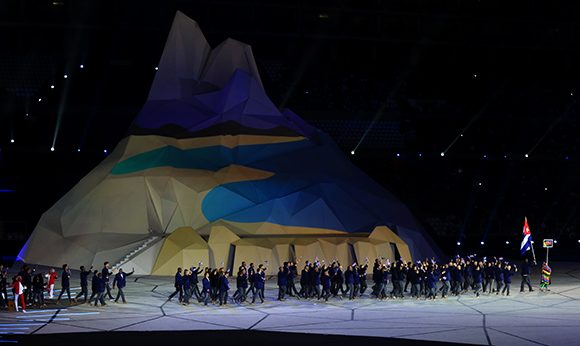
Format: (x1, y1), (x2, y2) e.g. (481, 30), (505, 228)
(1, 0), (580, 262)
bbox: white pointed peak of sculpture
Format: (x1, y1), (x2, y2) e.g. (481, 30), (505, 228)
(148, 11), (263, 101)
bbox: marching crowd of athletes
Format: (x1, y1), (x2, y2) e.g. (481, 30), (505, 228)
(0, 262), (133, 312)
(0, 255), (552, 312)
(166, 256), (550, 306)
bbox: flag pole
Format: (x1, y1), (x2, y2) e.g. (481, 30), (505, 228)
(525, 216), (537, 265)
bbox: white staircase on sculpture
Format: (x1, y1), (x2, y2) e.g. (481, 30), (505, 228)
(113, 235), (161, 269)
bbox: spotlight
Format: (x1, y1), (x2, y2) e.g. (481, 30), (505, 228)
(64, 74), (68, 79)
(10, 139), (14, 143)
(571, 92), (574, 96)
(577, 240), (580, 243)
(480, 241), (485, 245)
(103, 149), (108, 154)
(50, 85), (54, 89)
(565, 156), (570, 160)
(504, 154), (508, 159)
(545, 187), (548, 191)
(154, 66), (158, 71)
(396, 153), (400, 157)
(38, 98), (42, 102)
(525, 154), (529, 158)
(25, 113), (29, 117)
(460, 133), (464, 137)
(77, 148), (81, 152)
(440, 152), (445, 157)
(473, 74), (478, 78)
(418, 153), (422, 157)
(505, 241), (510, 245)
(554, 240), (558, 244)
(478, 182), (482, 186)
(80, 64), (84, 69)
(456, 241), (461, 246)
(350, 150), (355, 155)
(483, 154), (487, 159)
(50, 147), (55, 152)
(305, 90), (309, 94)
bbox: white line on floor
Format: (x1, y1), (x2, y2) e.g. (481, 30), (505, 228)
(16, 312), (99, 319)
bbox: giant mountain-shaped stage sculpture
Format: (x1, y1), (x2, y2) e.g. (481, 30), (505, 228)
(19, 12), (442, 275)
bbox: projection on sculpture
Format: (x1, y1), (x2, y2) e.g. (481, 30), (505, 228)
(19, 12), (441, 275)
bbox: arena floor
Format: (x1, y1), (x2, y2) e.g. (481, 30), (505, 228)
(1, 262), (579, 346)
